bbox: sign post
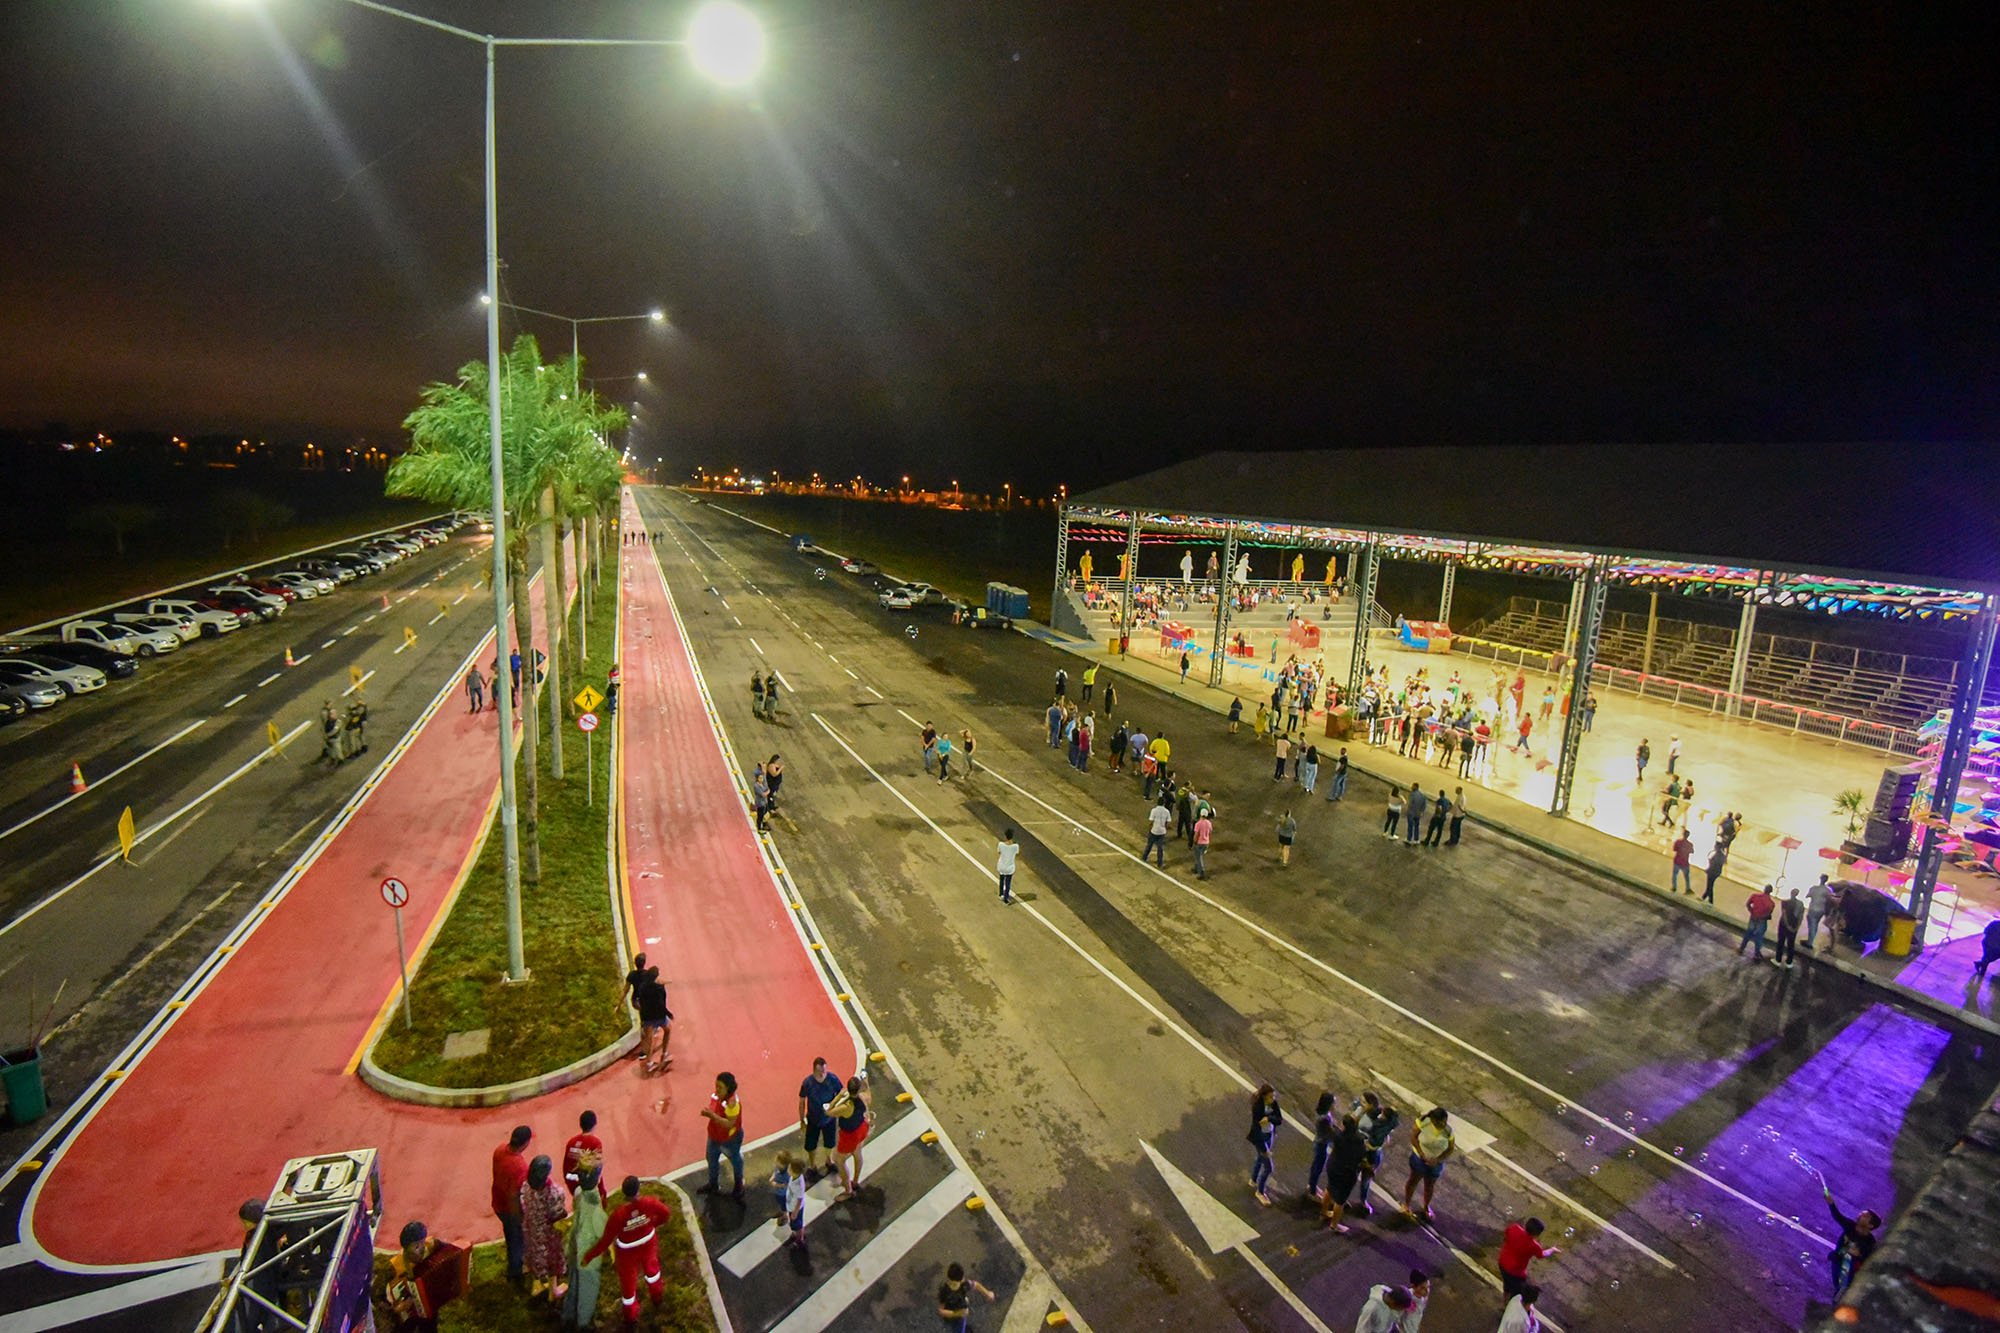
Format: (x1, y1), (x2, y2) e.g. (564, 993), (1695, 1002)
(379, 876), (413, 1029)
(578, 712), (600, 804)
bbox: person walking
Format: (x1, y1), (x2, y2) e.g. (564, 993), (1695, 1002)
(1400, 1107), (1455, 1222)
(560, 1167), (607, 1330)
(1272, 731), (1291, 781)
(831, 1076), (873, 1200)
(937, 1262), (996, 1332)
(1350, 1091), (1400, 1216)
(1384, 785), (1404, 839)
(1498, 1218), (1560, 1300)
(935, 730), (955, 782)
(1739, 884), (1777, 960)
(1276, 810), (1297, 866)
(1447, 788), (1468, 846)
(763, 670), (781, 721)
(1671, 829), (1695, 894)
(1497, 1286), (1544, 1333)
(1774, 887), (1805, 968)
(996, 829), (1019, 904)
(465, 665), (486, 714)
(492, 1126), (533, 1281)
(1247, 1084), (1282, 1205)
(1703, 842), (1727, 903)
(1636, 738), (1651, 783)
(1404, 784), (1429, 846)
(1421, 788), (1450, 847)
(959, 729), (977, 777)
(1253, 701), (1271, 738)
(1228, 698), (1243, 733)
(1824, 1181), (1880, 1295)
(699, 1073), (745, 1200)
(561, 1111), (604, 1196)
(1658, 775), (1683, 828)
(1974, 919), (2000, 981)
(1510, 712), (1534, 757)
(520, 1155), (569, 1303)
(799, 1056), (845, 1181)
(581, 1176), (673, 1327)
(1191, 808), (1213, 880)
(1300, 744), (1320, 794)
(921, 720), (939, 775)
(1319, 1114), (1370, 1233)
(1805, 874), (1835, 951)
(1081, 663), (1097, 704)
(1328, 747), (1350, 802)
(1355, 1284), (1415, 1333)
(751, 669), (766, 719)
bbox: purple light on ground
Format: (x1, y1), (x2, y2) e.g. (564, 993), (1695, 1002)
(1587, 1039), (1778, 1128)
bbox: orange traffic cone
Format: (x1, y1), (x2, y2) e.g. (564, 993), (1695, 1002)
(380, 593), (391, 611)
(70, 763), (86, 795)
(285, 645), (296, 667)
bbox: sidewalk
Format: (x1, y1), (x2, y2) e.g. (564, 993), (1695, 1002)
(1026, 618), (2000, 1036)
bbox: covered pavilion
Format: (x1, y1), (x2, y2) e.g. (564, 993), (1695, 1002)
(1060, 444), (2000, 952)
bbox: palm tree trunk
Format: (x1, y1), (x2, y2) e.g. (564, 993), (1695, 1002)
(510, 549), (543, 884)
(540, 488), (567, 783)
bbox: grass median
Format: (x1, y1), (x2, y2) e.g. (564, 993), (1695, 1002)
(370, 569), (627, 1089)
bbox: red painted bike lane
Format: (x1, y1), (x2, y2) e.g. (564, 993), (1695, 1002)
(27, 517), (851, 1267)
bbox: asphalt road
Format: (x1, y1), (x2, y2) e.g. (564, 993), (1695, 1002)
(639, 486), (2000, 1333)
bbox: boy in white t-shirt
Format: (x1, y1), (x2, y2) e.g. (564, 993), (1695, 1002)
(996, 830), (1019, 905)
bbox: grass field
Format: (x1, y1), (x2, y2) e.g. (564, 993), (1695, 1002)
(369, 1182), (715, 1332)
(371, 570), (628, 1089)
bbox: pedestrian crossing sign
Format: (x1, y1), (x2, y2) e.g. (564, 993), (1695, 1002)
(574, 685), (605, 713)
(404, 626), (418, 648)
(349, 664), (364, 689)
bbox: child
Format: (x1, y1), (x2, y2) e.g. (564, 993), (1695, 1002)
(937, 1262), (995, 1331)
(770, 1152), (807, 1255)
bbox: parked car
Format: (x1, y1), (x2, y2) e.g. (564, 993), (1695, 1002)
(332, 550), (388, 574)
(296, 559), (356, 584)
(0, 679), (58, 712)
(879, 581), (945, 608)
(31, 618), (180, 657)
(0, 655), (107, 696)
(206, 589), (284, 621)
(0, 688), (28, 722)
(243, 577), (304, 601)
(18, 642), (140, 678)
(271, 571), (333, 597)
(840, 558), (879, 575)
(133, 598), (244, 636)
(209, 583), (289, 614)
(879, 586), (919, 609)
(957, 605), (1013, 630)
(119, 612), (201, 644)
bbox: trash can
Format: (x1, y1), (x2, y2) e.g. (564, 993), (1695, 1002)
(1881, 910), (1918, 958)
(2, 1048), (46, 1125)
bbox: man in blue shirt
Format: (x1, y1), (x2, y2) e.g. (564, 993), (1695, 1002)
(798, 1058), (844, 1182)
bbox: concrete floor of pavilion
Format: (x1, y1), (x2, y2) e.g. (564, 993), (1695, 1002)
(1034, 615), (2000, 1026)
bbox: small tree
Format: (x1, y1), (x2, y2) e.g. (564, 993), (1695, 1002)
(69, 501), (161, 557)
(1833, 788), (1868, 837)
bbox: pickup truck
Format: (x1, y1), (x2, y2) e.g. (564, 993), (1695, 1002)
(36, 618), (181, 657)
(133, 598), (247, 636)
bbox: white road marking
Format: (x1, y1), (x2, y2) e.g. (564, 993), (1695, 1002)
(767, 1171), (974, 1333)
(293, 653), (311, 665)
(393, 640), (410, 655)
(844, 667), (859, 680)
(0, 720), (205, 844)
(774, 670), (792, 691)
(256, 673), (281, 687)
(427, 611), (446, 625)
(749, 636), (764, 656)
(0, 1256), (224, 1331)
(341, 625), (359, 636)
(321, 639), (336, 649)
(732, 616), (742, 626)
(453, 591), (468, 604)
(343, 670), (375, 697)
(222, 693), (247, 708)
(865, 685), (883, 699)
(718, 1114), (938, 1278)
(0, 1243), (32, 1270)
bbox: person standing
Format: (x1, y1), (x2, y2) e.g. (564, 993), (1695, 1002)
(1774, 887), (1805, 968)
(1272, 731), (1291, 781)
(1081, 663), (1097, 703)
(937, 1262), (996, 1332)
(1582, 693), (1597, 732)
(1975, 920), (2000, 981)
(1350, 1091), (1400, 1216)
(1355, 1285), (1415, 1333)
(1228, 698), (1243, 733)
(510, 650), (523, 698)
(1276, 810), (1297, 866)
(1253, 701), (1271, 738)
(799, 1057), (844, 1180)
(1191, 807), (1213, 880)
(1176, 784), (1196, 845)
(520, 1155), (569, 1303)
(465, 665), (486, 714)
(1102, 681), (1117, 717)
(385, 1220), (465, 1333)
(1384, 786), (1405, 839)
(1319, 1114), (1370, 1233)
(936, 730), (955, 782)
(560, 1168), (607, 1331)
(1668, 734), (1682, 775)
(1447, 788), (1468, 846)
(1179, 649), (1191, 684)
(1497, 1286), (1543, 1333)
(581, 1176), (673, 1327)
(752, 764), (772, 832)
(831, 1076), (873, 1200)
(960, 728), (978, 777)
(1400, 1107), (1455, 1222)
(1247, 1084), (1282, 1205)
(1046, 700), (1064, 749)
(921, 721), (939, 775)
(562, 1111), (603, 1196)
(1703, 842), (1727, 903)
(1538, 685), (1555, 722)
(763, 671), (780, 721)
(1805, 874), (1835, 951)
(1306, 1092), (1337, 1200)
(1739, 884), (1777, 960)
(771, 1153), (807, 1257)
(1327, 747), (1349, 802)
(1138, 797), (1171, 867)
(1824, 1181), (1880, 1295)
(751, 669), (765, 719)
(1404, 784), (1429, 846)
(1054, 668), (1068, 700)
(1498, 1217), (1560, 1300)
(492, 1126), (532, 1281)
(1147, 732), (1172, 791)
(1636, 738), (1651, 783)
(1671, 829), (1695, 894)
(1300, 744), (1320, 794)
(699, 1073), (745, 1200)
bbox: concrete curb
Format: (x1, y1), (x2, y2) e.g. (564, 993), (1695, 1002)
(1027, 620), (2000, 1040)
(358, 1025), (642, 1109)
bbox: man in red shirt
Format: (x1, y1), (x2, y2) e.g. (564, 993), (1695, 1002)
(583, 1175), (674, 1325)
(491, 1125), (532, 1280)
(1671, 829), (1695, 894)
(563, 1110), (604, 1196)
(1498, 1216), (1560, 1299)
(1740, 884), (1777, 960)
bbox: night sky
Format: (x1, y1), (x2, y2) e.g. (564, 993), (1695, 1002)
(2, 0), (1994, 490)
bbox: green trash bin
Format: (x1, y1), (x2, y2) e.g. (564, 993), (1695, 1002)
(2, 1048), (47, 1125)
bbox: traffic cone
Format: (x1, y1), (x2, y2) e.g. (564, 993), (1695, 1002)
(380, 593), (391, 611)
(285, 645), (296, 667)
(70, 763), (86, 795)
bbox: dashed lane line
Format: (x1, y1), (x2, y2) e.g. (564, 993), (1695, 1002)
(0, 720), (205, 844)
(256, 673), (280, 688)
(222, 694), (246, 709)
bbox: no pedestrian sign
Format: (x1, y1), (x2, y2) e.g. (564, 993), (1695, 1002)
(578, 712), (599, 733)
(380, 876), (409, 908)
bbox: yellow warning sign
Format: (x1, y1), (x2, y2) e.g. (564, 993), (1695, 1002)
(404, 626), (418, 647)
(349, 664), (365, 689)
(117, 806), (135, 860)
(573, 685), (605, 714)
(266, 720), (285, 754)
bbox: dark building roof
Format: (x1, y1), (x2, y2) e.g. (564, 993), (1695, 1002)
(1073, 445), (2000, 591)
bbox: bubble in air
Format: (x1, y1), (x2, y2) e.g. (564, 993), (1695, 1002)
(1589, 1166), (1600, 1175)
(1556, 1104), (1568, 1115)
(1624, 1111), (1635, 1121)
(1584, 1135), (1597, 1146)
(1610, 1280), (1621, 1290)
(1563, 1227), (1576, 1238)
(1673, 1146), (1684, 1156)
(1556, 1152), (1567, 1162)
(1626, 1149), (1637, 1159)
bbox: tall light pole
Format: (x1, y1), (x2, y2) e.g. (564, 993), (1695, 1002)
(325, 0), (765, 982)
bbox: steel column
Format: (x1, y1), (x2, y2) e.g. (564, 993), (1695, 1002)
(1551, 558), (1608, 818)
(1563, 576), (1584, 656)
(1909, 594), (1999, 947)
(1726, 596), (1757, 718)
(1052, 504), (1071, 630)
(1115, 511), (1142, 652)
(1209, 525), (1239, 688)
(1439, 560), (1456, 625)
(1346, 540), (1379, 703)
(1641, 592), (1658, 674)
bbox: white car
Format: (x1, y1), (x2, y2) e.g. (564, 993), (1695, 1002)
(124, 613), (201, 644)
(56, 619), (180, 657)
(0, 655), (107, 696)
(138, 599), (244, 636)
(272, 571), (331, 597)
(878, 587), (918, 609)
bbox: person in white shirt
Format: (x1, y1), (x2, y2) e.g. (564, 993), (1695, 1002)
(1496, 1285), (1542, 1333)
(1401, 1270), (1431, 1331)
(1144, 801), (1172, 867)
(1355, 1284), (1413, 1333)
(996, 830), (1019, 905)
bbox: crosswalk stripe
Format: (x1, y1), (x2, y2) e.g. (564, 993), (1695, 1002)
(717, 1113), (936, 1278)
(767, 1170), (974, 1333)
